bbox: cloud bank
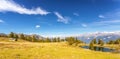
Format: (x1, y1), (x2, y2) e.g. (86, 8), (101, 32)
(54, 12), (70, 24)
(0, 0), (50, 15)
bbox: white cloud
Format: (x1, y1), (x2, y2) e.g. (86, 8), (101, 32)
(36, 25), (40, 28)
(0, 19), (4, 23)
(98, 15), (105, 18)
(81, 24), (87, 27)
(99, 9), (120, 19)
(94, 20), (120, 24)
(0, 0), (50, 15)
(73, 13), (79, 16)
(54, 12), (70, 24)
(88, 19), (120, 28)
(91, 9), (120, 27)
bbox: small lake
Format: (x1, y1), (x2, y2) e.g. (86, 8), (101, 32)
(81, 46), (114, 52)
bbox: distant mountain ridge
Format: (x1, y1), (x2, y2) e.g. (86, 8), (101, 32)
(30, 34), (45, 39)
(76, 31), (120, 43)
(1, 32), (120, 43)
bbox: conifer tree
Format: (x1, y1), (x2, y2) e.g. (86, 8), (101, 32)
(14, 34), (18, 41)
(98, 39), (104, 46)
(20, 33), (25, 40)
(9, 32), (14, 38)
(89, 42), (94, 50)
(93, 38), (97, 44)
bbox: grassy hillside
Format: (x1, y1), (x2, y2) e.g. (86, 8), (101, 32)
(0, 38), (120, 59)
(0, 37), (27, 42)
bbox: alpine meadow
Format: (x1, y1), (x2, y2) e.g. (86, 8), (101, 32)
(0, 0), (120, 59)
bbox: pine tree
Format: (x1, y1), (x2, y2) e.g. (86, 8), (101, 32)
(32, 35), (36, 42)
(14, 34), (18, 41)
(101, 40), (104, 46)
(45, 37), (51, 42)
(98, 39), (104, 46)
(9, 32), (14, 38)
(67, 37), (75, 45)
(107, 40), (114, 44)
(53, 38), (57, 42)
(61, 39), (65, 41)
(26, 36), (32, 41)
(20, 33), (25, 40)
(114, 39), (120, 44)
(89, 42), (94, 50)
(93, 38), (97, 44)
(56, 37), (60, 42)
(98, 39), (101, 44)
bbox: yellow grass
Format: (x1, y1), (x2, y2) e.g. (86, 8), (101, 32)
(0, 38), (120, 59)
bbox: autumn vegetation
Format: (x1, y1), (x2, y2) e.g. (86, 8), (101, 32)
(0, 32), (120, 59)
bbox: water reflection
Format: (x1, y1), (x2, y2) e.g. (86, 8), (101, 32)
(81, 46), (114, 52)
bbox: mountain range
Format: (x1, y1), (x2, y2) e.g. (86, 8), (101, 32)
(76, 31), (120, 43)
(1, 31), (120, 43)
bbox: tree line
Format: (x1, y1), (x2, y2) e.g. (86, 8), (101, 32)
(7, 32), (65, 42)
(106, 38), (120, 44)
(0, 32), (120, 45)
(65, 37), (84, 45)
(89, 38), (120, 50)
(0, 32), (84, 45)
(89, 39), (104, 50)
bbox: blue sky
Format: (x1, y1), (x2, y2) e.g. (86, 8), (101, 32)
(0, 0), (120, 37)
